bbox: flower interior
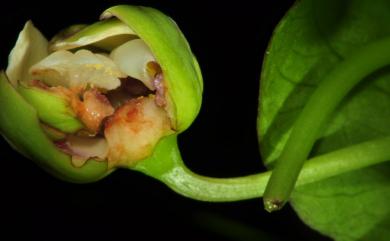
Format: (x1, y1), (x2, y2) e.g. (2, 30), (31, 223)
(7, 21), (174, 168)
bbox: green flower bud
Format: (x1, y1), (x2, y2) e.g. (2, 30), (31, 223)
(0, 5), (203, 183)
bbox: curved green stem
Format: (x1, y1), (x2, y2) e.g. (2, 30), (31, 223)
(134, 136), (390, 202)
(263, 36), (390, 212)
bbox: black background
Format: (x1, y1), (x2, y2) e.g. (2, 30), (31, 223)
(1, 1), (331, 240)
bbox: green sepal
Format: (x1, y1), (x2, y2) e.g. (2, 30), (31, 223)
(50, 18), (137, 52)
(0, 72), (109, 183)
(101, 5), (203, 131)
(17, 84), (84, 133)
(133, 134), (178, 177)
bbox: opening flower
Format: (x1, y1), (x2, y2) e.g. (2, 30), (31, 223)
(0, 5), (202, 182)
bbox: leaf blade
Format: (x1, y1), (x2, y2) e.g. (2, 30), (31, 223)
(258, 0), (390, 239)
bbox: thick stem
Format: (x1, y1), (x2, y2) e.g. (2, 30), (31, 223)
(155, 137), (390, 202)
(263, 37), (390, 212)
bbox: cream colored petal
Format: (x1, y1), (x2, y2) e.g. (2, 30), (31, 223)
(68, 136), (108, 159)
(6, 21), (48, 86)
(30, 49), (126, 90)
(110, 39), (155, 89)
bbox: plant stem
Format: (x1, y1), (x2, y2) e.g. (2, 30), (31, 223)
(145, 136), (390, 202)
(263, 36), (390, 212)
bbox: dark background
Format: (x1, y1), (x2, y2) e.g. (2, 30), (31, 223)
(1, 1), (331, 240)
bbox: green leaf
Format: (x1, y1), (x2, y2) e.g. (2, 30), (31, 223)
(258, 0), (390, 239)
(291, 166), (390, 241)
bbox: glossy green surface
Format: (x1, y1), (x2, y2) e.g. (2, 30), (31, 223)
(258, 0), (390, 238)
(135, 134), (390, 202)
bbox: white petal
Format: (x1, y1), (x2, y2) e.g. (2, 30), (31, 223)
(30, 49), (126, 90)
(110, 39), (155, 89)
(6, 21), (48, 86)
(67, 135), (108, 160)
